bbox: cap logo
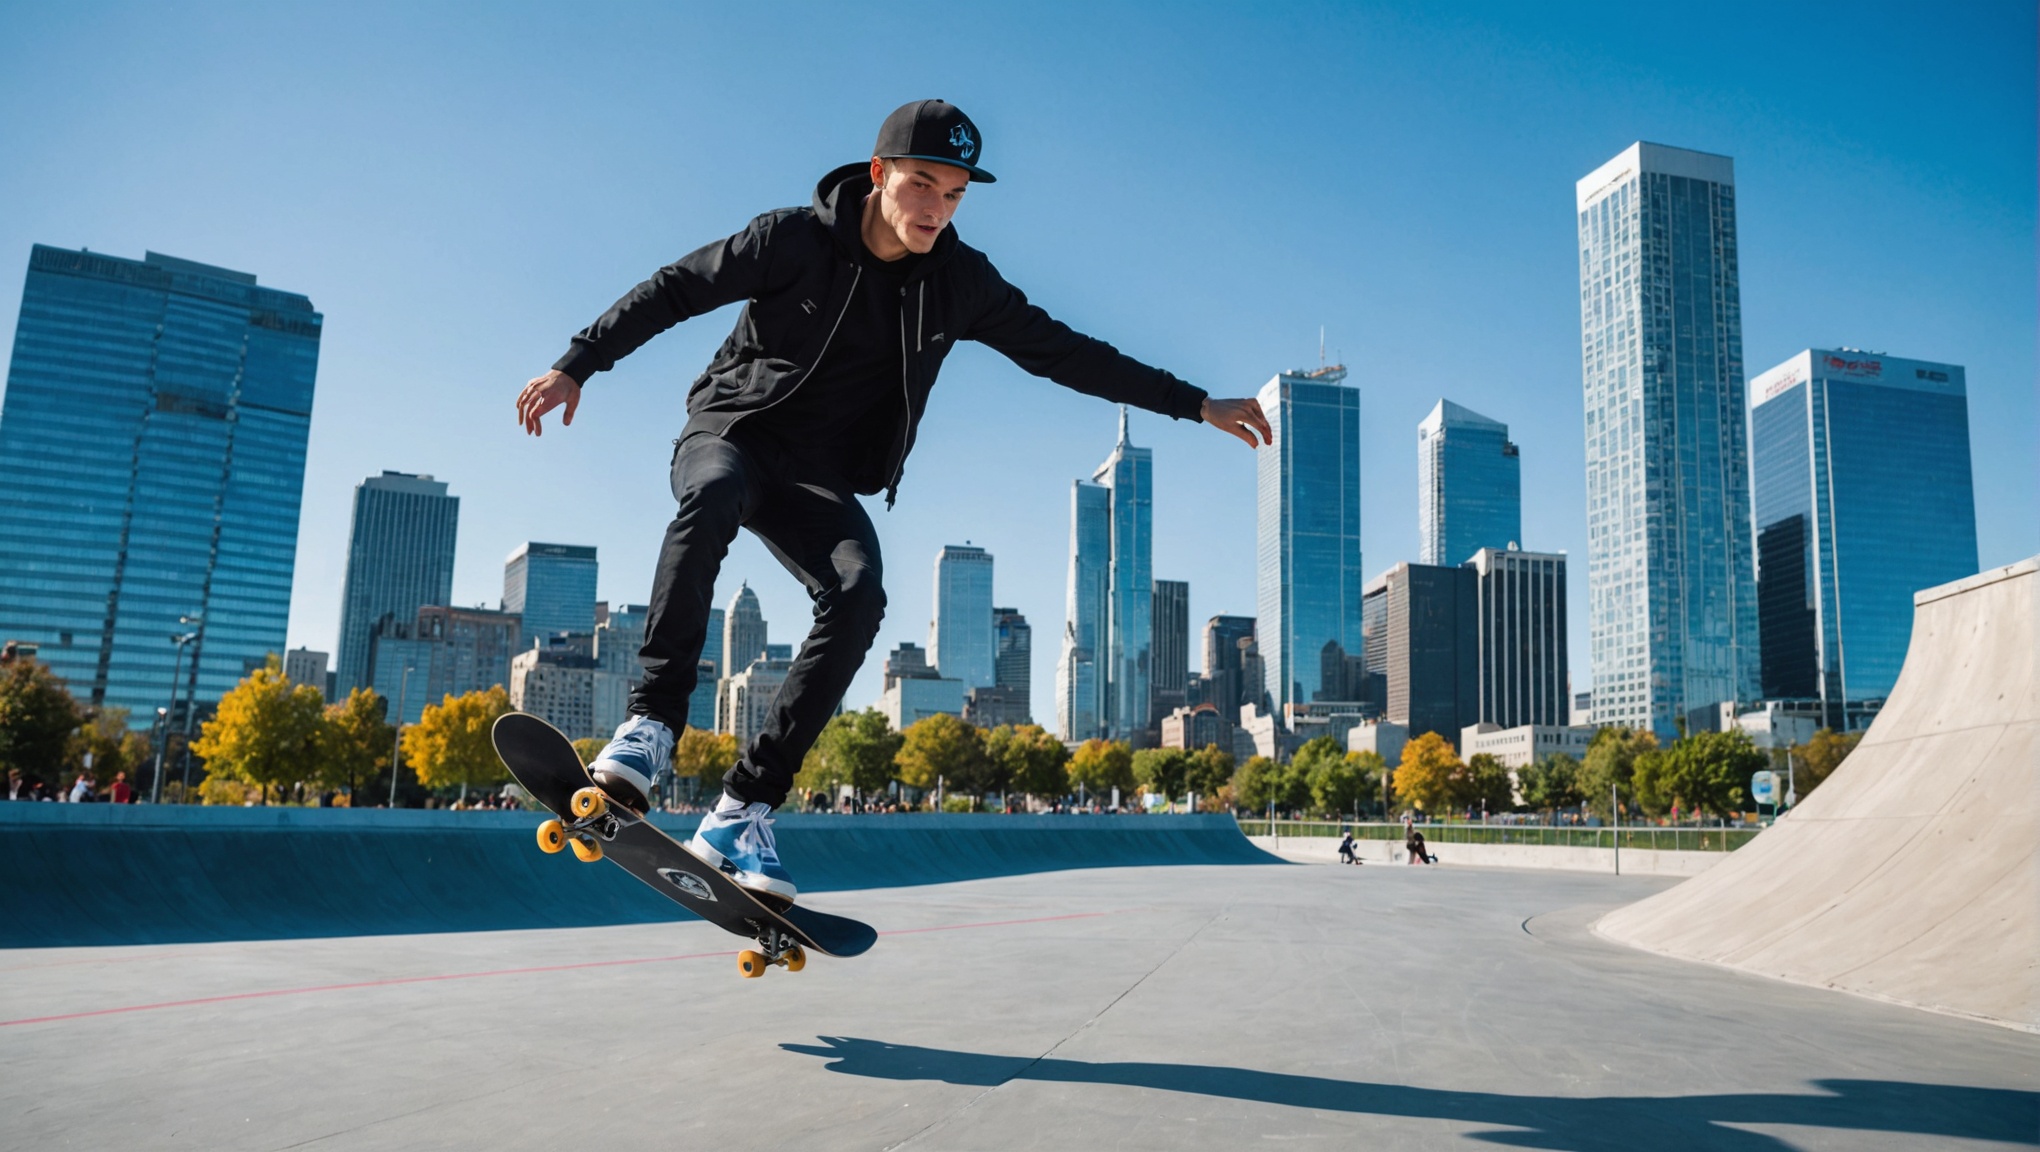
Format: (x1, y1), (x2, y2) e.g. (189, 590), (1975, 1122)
(948, 124), (977, 161)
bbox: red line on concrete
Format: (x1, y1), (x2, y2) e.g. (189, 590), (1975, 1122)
(0, 910), (1112, 1029)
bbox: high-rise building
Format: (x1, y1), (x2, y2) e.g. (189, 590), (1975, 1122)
(721, 584), (768, 680)
(930, 544), (995, 689)
(503, 543), (597, 650)
(1095, 408), (1154, 742)
(337, 472), (459, 694)
(283, 648), (329, 692)
(366, 604), (521, 724)
(1750, 349), (1977, 722)
(876, 641), (964, 730)
(1057, 480), (1111, 740)
(1467, 547), (1569, 729)
(1202, 616), (1257, 721)
(593, 603), (649, 737)
(993, 607), (1032, 724)
(1362, 562), (1478, 747)
(1577, 142), (1759, 738)
(1150, 580), (1190, 726)
(1419, 400), (1520, 567)
(719, 656), (792, 749)
(0, 247), (322, 715)
(1255, 364), (1363, 715)
(686, 606), (725, 731)
(510, 645), (599, 740)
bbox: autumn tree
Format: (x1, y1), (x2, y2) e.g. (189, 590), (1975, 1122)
(316, 687), (392, 799)
(674, 728), (740, 794)
(986, 723), (1068, 804)
(1790, 728), (1862, 800)
(190, 665), (325, 804)
(1130, 747), (1189, 804)
(66, 707), (151, 785)
(572, 738), (605, 766)
(798, 710), (903, 802)
(1579, 726), (1657, 820)
(1067, 738), (1134, 802)
(1392, 731), (1461, 814)
(0, 656), (82, 782)
(401, 686), (512, 798)
(895, 713), (988, 801)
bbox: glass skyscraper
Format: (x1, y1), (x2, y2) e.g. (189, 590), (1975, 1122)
(1750, 349), (1976, 721)
(1577, 142), (1759, 739)
(504, 542), (598, 649)
(0, 246), (321, 716)
(929, 544), (995, 689)
(1057, 479), (1111, 741)
(1095, 409), (1153, 741)
(1255, 364), (1363, 714)
(993, 606), (1032, 722)
(1149, 578), (1190, 724)
(1419, 400), (1520, 567)
(335, 471), (459, 693)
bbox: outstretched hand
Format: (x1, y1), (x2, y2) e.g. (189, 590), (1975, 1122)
(1202, 396), (1273, 448)
(516, 369), (581, 436)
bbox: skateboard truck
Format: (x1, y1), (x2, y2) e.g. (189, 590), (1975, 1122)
(534, 787), (625, 863)
(738, 923), (806, 979)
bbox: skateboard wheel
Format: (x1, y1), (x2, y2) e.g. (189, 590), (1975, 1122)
(570, 787), (608, 819)
(738, 950), (767, 978)
(536, 820), (567, 854)
(782, 945), (806, 973)
(569, 834), (603, 863)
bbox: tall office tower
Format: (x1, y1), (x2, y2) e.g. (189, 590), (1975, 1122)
(930, 544), (996, 689)
(1200, 616), (1256, 720)
(1467, 547), (1569, 728)
(503, 543), (598, 649)
(1418, 400), (1521, 566)
(366, 604), (521, 724)
(1577, 142), (1759, 738)
(721, 584), (768, 678)
(593, 603), (650, 736)
(1750, 349), (1977, 723)
(685, 607), (725, 731)
(1095, 409), (1154, 741)
(1150, 580), (1190, 725)
(1057, 479), (1111, 740)
(1255, 364), (1363, 715)
(1361, 562), (1478, 746)
(336, 472), (459, 693)
(0, 247), (321, 715)
(993, 607), (1032, 722)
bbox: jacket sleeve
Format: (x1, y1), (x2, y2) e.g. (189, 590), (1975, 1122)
(963, 258), (1208, 422)
(551, 213), (784, 384)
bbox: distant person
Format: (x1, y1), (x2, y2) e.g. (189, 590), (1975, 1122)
(1337, 830), (1360, 865)
(5, 768), (22, 800)
(108, 771), (132, 805)
(67, 771), (95, 804)
(517, 100), (1271, 902)
(1403, 812), (1434, 865)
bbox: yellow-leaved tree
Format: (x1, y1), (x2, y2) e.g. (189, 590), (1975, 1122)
(894, 713), (986, 798)
(190, 663), (325, 805)
(317, 687), (391, 800)
(401, 686), (511, 799)
(674, 728), (740, 794)
(1391, 731), (1461, 813)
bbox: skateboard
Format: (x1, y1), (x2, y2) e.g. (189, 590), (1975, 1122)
(491, 712), (875, 978)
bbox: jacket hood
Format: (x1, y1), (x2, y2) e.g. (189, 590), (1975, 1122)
(812, 162), (961, 271)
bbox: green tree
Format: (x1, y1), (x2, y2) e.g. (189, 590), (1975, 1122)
(1131, 747), (1190, 804)
(896, 713), (987, 799)
(1345, 749), (1388, 816)
(1634, 729), (1765, 819)
(1463, 753), (1516, 815)
(1067, 738), (1134, 801)
(799, 710), (904, 802)
(1579, 726), (1657, 820)
(1392, 731), (1461, 813)
(401, 686), (512, 796)
(1184, 744), (1235, 798)
(190, 665), (325, 804)
(986, 723), (1068, 804)
(1232, 754), (1281, 812)
(1309, 751), (1377, 818)
(1790, 728), (1862, 799)
(1517, 751), (1582, 813)
(316, 687), (393, 799)
(66, 707), (151, 787)
(0, 655), (82, 783)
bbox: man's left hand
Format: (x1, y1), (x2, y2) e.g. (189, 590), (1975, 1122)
(1202, 396), (1272, 448)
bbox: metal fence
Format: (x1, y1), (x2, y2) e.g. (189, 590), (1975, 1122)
(1234, 819), (1759, 853)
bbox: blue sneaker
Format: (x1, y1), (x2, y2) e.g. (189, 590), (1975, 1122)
(688, 793), (797, 902)
(587, 715), (674, 814)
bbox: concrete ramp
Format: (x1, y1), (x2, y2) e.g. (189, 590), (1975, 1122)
(1597, 556), (2040, 1032)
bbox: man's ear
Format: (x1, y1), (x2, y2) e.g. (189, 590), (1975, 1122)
(868, 156), (887, 188)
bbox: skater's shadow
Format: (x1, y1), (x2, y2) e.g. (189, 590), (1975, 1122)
(781, 1036), (2038, 1150)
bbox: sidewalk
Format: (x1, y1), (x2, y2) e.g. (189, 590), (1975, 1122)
(1246, 834), (1727, 876)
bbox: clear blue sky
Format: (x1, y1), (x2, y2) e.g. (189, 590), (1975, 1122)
(2, 1), (2033, 715)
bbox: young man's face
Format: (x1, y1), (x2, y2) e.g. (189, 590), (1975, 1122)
(869, 158), (970, 254)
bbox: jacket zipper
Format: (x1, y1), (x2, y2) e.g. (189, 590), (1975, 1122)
(727, 264), (863, 431)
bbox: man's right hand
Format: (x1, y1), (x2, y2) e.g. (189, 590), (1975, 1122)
(516, 369), (581, 436)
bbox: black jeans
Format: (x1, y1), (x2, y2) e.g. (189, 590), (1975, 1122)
(629, 427), (886, 808)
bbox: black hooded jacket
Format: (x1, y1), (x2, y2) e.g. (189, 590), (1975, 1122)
(552, 163), (1209, 505)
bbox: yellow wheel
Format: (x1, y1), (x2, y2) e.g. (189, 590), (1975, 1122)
(536, 820), (567, 854)
(782, 945), (806, 973)
(570, 835), (604, 863)
(738, 950), (767, 978)
(570, 786), (608, 819)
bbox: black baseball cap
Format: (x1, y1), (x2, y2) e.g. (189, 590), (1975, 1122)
(873, 99), (996, 183)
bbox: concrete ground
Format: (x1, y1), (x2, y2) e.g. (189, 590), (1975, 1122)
(3, 864), (2034, 1151)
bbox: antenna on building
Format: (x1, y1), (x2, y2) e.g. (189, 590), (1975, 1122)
(1319, 326), (1325, 368)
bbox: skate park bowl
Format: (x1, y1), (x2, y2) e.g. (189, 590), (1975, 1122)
(1597, 555), (2040, 1032)
(0, 808), (1278, 948)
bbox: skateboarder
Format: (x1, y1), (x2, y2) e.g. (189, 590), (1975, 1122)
(515, 100), (1271, 903)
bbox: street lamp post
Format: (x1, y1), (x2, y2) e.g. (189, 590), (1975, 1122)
(388, 665), (413, 808)
(150, 632), (195, 804)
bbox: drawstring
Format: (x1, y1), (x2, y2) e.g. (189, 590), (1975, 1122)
(916, 281), (925, 351)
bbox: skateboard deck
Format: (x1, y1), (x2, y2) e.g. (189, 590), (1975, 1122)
(491, 712), (874, 976)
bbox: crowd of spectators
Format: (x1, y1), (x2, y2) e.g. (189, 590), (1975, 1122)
(5, 767), (135, 804)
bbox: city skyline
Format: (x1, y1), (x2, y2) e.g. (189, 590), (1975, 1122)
(1, 7), (2030, 724)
